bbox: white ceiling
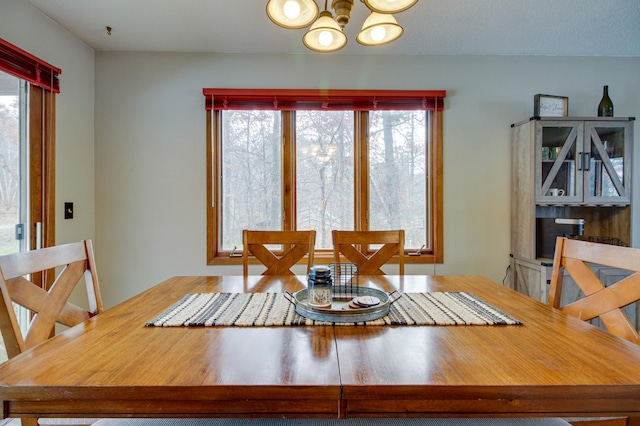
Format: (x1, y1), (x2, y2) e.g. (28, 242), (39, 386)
(26, 0), (640, 57)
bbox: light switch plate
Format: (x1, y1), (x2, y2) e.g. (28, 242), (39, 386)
(65, 202), (73, 219)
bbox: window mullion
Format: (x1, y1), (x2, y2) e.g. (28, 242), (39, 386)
(282, 111), (295, 231)
(430, 110), (444, 262)
(354, 111), (369, 232)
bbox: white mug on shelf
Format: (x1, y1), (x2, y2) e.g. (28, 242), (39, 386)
(548, 188), (565, 197)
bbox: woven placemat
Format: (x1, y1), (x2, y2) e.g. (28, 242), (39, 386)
(146, 292), (521, 327)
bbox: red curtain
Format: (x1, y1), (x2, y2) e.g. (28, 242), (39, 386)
(203, 88), (445, 111)
(0, 38), (61, 93)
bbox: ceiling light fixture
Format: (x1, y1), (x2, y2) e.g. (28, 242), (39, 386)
(266, 0), (418, 53)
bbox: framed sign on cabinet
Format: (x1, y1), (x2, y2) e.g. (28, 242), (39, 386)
(534, 94), (568, 117)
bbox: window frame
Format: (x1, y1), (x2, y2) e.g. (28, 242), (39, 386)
(205, 89), (444, 267)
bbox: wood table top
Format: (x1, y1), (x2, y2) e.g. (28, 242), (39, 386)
(1, 274), (640, 419)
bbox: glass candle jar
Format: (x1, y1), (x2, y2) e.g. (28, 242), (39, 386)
(307, 265), (333, 308)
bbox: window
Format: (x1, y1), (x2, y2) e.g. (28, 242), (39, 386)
(204, 89), (444, 265)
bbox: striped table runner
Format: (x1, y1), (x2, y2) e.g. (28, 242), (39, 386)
(146, 292), (521, 327)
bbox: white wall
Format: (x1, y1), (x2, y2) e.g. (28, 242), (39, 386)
(94, 52), (640, 307)
(2, 1), (639, 309)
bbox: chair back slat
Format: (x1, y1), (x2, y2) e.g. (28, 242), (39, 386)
(562, 239), (640, 271)
(0, 242), (88, 279)
(549, 237), (640, 344)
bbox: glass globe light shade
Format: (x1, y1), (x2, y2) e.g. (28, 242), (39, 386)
(303, 11), (347, 52)
(363, 0), (418, 14)
(267, 0), (319, 29)
(356, 12), (403, 46)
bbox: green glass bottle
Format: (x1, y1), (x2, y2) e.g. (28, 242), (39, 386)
(597, 85), (614, 117)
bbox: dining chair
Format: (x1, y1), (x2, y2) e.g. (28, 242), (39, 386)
(242, 230), (316, 276)
(332, 230), (405, 275)
(0, 242), (214, 426)
(549, 236), (640, 343)
(548, 236), (640, 426)
(0, 240), (104, 426)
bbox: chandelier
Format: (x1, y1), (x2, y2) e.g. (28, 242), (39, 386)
(266, 0), (418, 52)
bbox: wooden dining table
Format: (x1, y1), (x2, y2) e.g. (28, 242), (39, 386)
(1, 274), (640, 421)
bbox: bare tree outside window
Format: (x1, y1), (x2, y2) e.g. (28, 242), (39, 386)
(0, 72), (20, 256)
(296, 110), (354, 249)
(221, 110), (282, 250)
(369, 111), (428, 250)
(219, 109), (429, 252)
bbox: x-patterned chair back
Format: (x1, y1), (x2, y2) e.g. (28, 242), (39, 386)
(0, 240), (103, 426)
(0, 240), (104, 359)
(549, 236), (640, 344)
(332, 230), (404, 275)
(242, 230), (316, 277)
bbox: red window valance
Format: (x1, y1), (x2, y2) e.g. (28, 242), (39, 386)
(0, 38), (61, 93)
(203, 88), (445, 111)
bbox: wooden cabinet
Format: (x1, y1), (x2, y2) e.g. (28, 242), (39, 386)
(510, 116), (635, 302)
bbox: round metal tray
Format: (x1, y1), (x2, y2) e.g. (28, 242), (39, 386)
(285, 287), (398, 323)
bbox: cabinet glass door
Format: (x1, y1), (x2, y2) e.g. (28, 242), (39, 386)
(537, 123), (581, 203)
(584, 123), (630, 204)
